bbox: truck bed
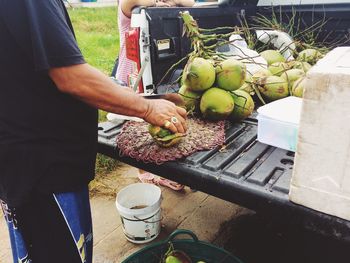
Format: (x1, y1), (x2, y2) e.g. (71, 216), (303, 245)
(97, 117), (350, 242)
(98, 2), (350, 241)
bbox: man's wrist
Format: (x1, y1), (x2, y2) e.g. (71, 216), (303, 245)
(139, 98), (151, 120)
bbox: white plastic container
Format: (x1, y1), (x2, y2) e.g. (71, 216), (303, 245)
(116, 183), (162, 244)
(257, 96), (302, 152)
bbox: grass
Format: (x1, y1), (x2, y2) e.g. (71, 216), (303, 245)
(68, 7), (119, 76)
(68, 7), (121, 175)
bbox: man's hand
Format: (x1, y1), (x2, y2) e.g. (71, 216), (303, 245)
(143, 99), (187, 134)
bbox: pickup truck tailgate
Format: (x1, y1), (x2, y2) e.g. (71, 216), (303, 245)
(97, 118), (350, 242)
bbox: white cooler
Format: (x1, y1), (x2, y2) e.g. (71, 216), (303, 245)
(289, 47), (350, 221)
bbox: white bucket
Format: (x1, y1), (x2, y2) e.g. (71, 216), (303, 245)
(116, 183), (162, 244)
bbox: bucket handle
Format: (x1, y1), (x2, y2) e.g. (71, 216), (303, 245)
(167, 229), (199, 243)
(133, 215), (164, 224)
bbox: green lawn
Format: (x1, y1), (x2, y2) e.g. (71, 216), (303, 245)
(69, 7), (119, 75)
(69, 7), (120, 122)
(68, 7), (121, 174)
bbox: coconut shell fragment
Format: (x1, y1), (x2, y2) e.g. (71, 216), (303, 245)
(148, 125), (185, 148)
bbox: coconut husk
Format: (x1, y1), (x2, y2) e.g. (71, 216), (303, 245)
(116, 118), (225, 164)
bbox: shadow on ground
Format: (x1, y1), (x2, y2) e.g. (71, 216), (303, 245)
(224, 213), (349, 263)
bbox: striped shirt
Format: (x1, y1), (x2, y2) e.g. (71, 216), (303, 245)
(115, 0), (134, 85)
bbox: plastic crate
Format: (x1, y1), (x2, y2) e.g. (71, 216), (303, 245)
(122, 229), (243, 263)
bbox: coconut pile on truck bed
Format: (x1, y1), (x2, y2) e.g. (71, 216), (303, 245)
(176, 10), (327, 120)
(117, 9), (332, 165)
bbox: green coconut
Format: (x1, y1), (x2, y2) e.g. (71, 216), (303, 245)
(260, 50), (286, 65)
(238, 74), (254, 95)
(280, 69), (305, 91)
(251, 69), (272, 83)
(183, 57), (216, 91)
(216, 58), (246, 91)
(165, 251), (192, 263)
(178, 85), (201, 112)
(245, 73), (253, 82)
(200, 87), (234, 120)
(291, 61), (312, 72)
(239, 82), (254, 95)
(148, 125), (185, 148)
(268, 62), (290, 76)
(165, 256), (182, 263)
(297, 48), (323, 65)
(292, 77), (307, 97)
(257, 76), (289, 101)
(229, 90), (255, 121)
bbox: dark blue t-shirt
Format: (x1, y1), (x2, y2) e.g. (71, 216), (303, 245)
(0, 0), (98, 206)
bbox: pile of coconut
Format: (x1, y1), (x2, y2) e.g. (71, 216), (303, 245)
(171, 11), (328, 122)
(179, 48), (323, 121)
(147, 10), (336, 147)
(179, 57), (254, 121)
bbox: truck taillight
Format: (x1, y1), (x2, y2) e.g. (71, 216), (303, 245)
(125, 27), (144, 93)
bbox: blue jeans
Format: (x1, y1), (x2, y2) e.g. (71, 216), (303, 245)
(1, 186), (93, 263)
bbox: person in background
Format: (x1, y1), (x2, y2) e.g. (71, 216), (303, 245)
(116, 0), (195, 190)
(116, 0), (195, 85)
(0, 1), (187, 262)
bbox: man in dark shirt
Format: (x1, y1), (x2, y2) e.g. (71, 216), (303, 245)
(0, 1), (187, 262)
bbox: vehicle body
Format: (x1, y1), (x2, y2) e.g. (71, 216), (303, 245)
(102, 0), (350, 241)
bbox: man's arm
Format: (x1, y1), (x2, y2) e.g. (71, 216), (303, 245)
(49, 63), (187, 134)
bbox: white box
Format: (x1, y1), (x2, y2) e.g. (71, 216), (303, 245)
(289, 47), (350, 221)
(257, 96), (302, 152)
